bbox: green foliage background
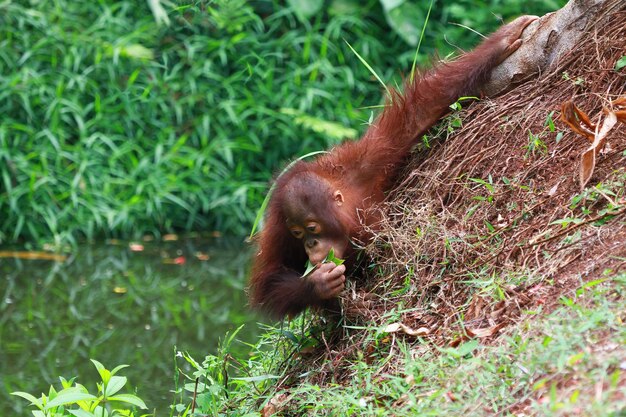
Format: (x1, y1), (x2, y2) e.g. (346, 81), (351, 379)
(0, 0), (565, 244)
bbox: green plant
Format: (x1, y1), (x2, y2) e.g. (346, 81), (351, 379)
(524, 129), (548, 158)
(562, 71), (585, 86)
(12, 359), (148, 417)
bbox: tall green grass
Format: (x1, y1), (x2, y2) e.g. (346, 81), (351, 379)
(0, 0), (400, 244)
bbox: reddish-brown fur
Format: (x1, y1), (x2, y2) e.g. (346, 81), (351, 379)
(249, 16), (536, 319)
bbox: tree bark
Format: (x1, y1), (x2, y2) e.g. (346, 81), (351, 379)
(485, 0), (625, 96)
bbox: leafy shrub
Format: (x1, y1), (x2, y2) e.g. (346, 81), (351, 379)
(12, 359), (148, 417)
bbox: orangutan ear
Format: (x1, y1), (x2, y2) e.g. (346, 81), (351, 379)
(333, 190), (344, 206)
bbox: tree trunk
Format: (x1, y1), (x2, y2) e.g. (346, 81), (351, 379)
(485, 0), (625, 96)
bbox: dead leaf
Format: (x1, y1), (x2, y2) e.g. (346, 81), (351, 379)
(384, 322), (430, 336)
(466, 323), (505, 338)
(547, 182), (559, 196)
(497, 214), (507, 227)
(449, 336), (468, 347)
(580, 111), (617, 189)
(611, 97), (626, 123)
(560, 98), (623, 190)
(560, 100), (596, 142)
(262, 393), (289, 417)
(465, 294), (486, 321)
(298, 346), (316, 355)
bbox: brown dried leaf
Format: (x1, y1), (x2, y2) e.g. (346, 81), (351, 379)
(612, 97), (626, 107)
(580, 148), (596, 190)
(547, 182), (559, 196)
(466, 323), (505, 338)
(262, 393), (290, 417)
(610, 97), (626, 123)
(449, 336), (468, 348)
(580, 111), (618, 189)
(465, 294), (486, 321)
(560, 101), (596, 142)
(384, 322), (430, 336)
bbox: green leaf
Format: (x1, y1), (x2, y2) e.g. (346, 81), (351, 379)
(379, 0), (404, 9)
(68, 409), (97, 417)
(380, 0), (423, 46)
(345, 41), (389, 95)
(325, 248), (345, 266)
(302, 248), (345, 278)
(48, 384), (58, 400)
(92, 405), (109, 417)
(44, 392), (97, 409)
(108, 394), (148, 409)
(100, 369), (112, 385)
(409, 0), (434, 79)
(280, 108), (358, 141)
(303, 260), (317, 278)
(232, 374), (280, 382)
(179, 351), (203, 371)
(105, 376), (127, 396)
(615, 56), (626, 71)
(11, 391), (44, 408)
(287, 0), (323, 19)
(110, 364), (130, 376)
(550, 217), (583, 228)
(90, 359), (105, 374)
(147, 0), (170, 26)
(329, 0), (362, 15)
(119, 44), (154, 61)
(439, 339), (479, 358)
(456, 339), (479, 356)
(580, 279), (607, 290)
(59, 376), (76, 389)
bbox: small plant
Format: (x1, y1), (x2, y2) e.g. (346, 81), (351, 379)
(12, 359), (148, 417)
(562, 71), (585, 86)
(444, 96), (478, 133)
(544, 110), (564, 142)
(524, 129), (548, 158)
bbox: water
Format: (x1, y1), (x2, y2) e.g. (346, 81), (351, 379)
(0, 237), (261, 415)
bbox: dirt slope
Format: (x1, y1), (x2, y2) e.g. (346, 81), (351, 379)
(287, 5), (626, 390)
(352, 7), (626, 344)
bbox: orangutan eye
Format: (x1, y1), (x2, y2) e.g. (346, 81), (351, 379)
(291, 229), (304, 239)
(306, 223), (321, 234)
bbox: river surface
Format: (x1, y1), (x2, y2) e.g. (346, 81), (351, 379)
(0, 236), (261, 415)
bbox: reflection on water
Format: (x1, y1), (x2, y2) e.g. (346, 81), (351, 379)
(0, 237), (260, 415)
